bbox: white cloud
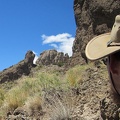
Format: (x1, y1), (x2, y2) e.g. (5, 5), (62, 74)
(32, 51), (39, 64)
(50, 44), (58, 49)
(41, 33), (74, 56)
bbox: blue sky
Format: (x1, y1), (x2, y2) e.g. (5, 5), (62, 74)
(0, 0), (76, 71)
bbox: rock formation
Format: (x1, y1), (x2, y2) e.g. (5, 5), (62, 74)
(1, 1), (120, 119)
(69, 0), (120, 66)
(71, 0), (120, 119)
(36, 50), (69, 66)
(0, 51), (35, 83)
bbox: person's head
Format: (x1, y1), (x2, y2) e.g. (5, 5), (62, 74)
(85, 15), (120, 96)
(108, 51), (120, 95)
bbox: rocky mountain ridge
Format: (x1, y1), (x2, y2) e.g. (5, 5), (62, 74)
(0, 50), (69, 83)
(1, 0), (120, 82)
(36, 49), (69, 66)
(0, 0), (120, 119)
(0, 51), (35, 83)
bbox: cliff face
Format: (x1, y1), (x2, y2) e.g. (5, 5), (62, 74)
(71, 0), (120, 119)
(70, 0), (120, 66)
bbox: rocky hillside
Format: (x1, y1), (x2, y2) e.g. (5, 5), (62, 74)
(0, 49), (69, 84)
(69, 0), (120, 119)
(0, 60), (111, 120)
(0, 0), (120, 120)
(0, 51), (35, 83)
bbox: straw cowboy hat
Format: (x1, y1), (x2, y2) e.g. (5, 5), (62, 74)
(85, 15), (120, 60)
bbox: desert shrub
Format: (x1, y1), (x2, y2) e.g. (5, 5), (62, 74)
(37, 72), (62, 90)
(1, 78), (35, 113)
(25, 95), (42, 115)
(43, 90), (77, 120)
(66, 64), (91, 87)
(0, 89), (5, 107)
(0, 64), (77, 116)
(48, 99), (71, 120)
(0, 72), (62, 114)
(4, 86), (28, 112)
(56, 62), (64, 67)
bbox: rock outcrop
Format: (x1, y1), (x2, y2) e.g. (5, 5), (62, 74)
(70, 0), (120, 119)
(69, 0), (120, 66)
(0, 51), (35, 83)
(1, 1), (120, 119)
(36, 50), (69, 66)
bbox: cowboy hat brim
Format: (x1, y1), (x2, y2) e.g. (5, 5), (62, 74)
(85, 33), (120, 60)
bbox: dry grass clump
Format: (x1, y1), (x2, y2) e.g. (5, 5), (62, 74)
(5, 87), (28, 111)
(48, 98), (72, 120)
(37, 72), (62, 90)
(42, 89), (79, 120)
(0, 89), (5, 106)
(0, 83), (30, 116)
(25, 95), (42, 116)
(0, 63), (99, 119)
(65, 64), (92, 87)
(0, 71), (63, 118)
